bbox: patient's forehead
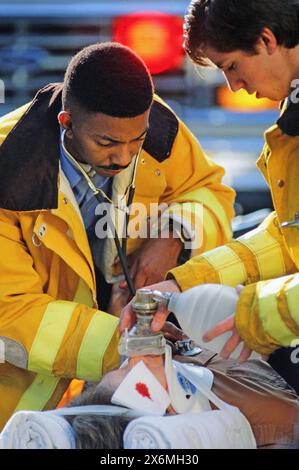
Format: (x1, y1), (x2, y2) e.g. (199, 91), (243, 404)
(99, 355), (166, 393)
(99, 367), (128, 391)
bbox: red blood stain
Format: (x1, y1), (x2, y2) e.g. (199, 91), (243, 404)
(135, 382), (152, 400)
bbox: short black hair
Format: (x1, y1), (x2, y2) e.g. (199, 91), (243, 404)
(62, 42), (154, 117)
(65, 380), (133, 449)
(184, 0), (299, 66)
(64, 414), (133, 449)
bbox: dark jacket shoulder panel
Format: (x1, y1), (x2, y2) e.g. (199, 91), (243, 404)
(0, 83), (62, 211)
(277, 99), (299, 137)
(143, 100), (179, 162)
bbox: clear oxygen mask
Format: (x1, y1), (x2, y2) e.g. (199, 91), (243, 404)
(118, 288), (166, 357)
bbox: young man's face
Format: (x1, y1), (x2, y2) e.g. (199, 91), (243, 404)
(61, 108), (150, 177)
(202, 34), (293, 101)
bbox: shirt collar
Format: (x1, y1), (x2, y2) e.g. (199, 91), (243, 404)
(60, 127), (101, 185)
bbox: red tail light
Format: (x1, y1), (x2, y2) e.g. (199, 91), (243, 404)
(113, 12), (184, 75)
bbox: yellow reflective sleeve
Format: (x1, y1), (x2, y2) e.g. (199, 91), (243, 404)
(236, 275), (299, 354)
(228, 241), (260, 283)
(28, 298), (118, 383)
(282, 275), (299, 334)
(235, 283), (281, 355)
(77, 311), (119, 381)
(238, 228), (286, 280)
(201, 245), (247, 286)
(168, 254), (221, 291)
(28, 300), (75, 375)
(102, 328), (120, 373)
(169, 210), (294, 293)
(14, 375), (60, 412)
(258, 277), (297, 346)
(168, 242), (247, 291)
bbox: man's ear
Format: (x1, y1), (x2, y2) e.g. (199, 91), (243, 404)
(57, 110), (73, 137)
(259, 27), (278, 54)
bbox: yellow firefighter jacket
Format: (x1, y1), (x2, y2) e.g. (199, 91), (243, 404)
(170, 99), (299, 355)
(0, 84), (234, 429)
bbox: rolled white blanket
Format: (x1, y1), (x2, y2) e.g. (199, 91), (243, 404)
(0, 410), (76, 449)
(123, 408), (257, 449)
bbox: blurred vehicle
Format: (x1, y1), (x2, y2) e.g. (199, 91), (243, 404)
(0, 0), (277, 217)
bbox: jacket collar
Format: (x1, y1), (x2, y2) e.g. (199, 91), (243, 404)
(277, 98), (299, 137)
(0, 83), (63, 211)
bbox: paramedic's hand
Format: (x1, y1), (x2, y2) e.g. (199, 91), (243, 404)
(162, 321), (186, 343)
(117, 236), (183, 290)
(107, 283), (130, 317)
(203, 314), (253, 362)
(119, 279), (181, 334)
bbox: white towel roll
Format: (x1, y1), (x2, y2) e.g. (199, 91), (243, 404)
(0, 410), (76, 449)
(123, 408), (257, 449)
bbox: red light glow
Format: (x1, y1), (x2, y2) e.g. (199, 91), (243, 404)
(113, 12), (184, 75)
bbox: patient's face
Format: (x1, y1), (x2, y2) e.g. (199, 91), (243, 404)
(97, 354), (176, 414)
(100, 354), (167, 393)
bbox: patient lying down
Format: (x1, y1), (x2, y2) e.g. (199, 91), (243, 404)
(1, 342), (298, 449)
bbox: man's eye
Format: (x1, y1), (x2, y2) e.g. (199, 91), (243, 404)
(96, 141), (114, 148)
(228, 63), (236, 72)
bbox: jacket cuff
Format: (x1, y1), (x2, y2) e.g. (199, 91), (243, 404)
(166, 262), (205, 291)
(235, 283), (280, 355)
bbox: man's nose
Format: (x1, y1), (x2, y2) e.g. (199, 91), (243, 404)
(116, 144), (133, 167)
(224, 73), (245, 93)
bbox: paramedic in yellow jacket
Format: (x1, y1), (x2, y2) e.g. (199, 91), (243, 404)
(0, 42), (235, 429)
(120, 0), (299, 359)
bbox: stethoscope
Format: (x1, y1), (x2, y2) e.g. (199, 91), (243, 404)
(61, 129), (139, 297)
